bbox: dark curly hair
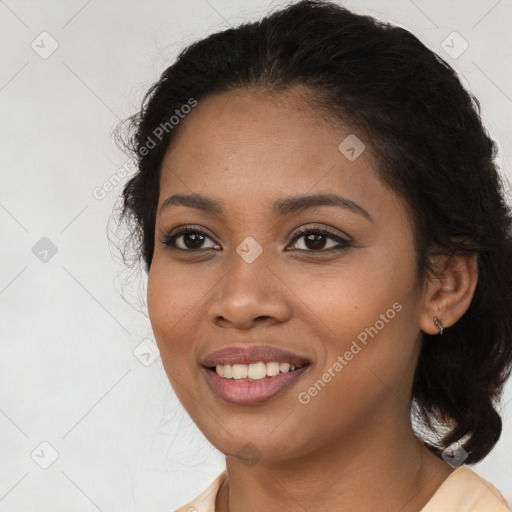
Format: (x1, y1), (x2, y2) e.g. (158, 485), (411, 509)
(114, 0), (512, 464)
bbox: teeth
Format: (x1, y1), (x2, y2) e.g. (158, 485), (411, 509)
(214, 361), (303, 380)
(223, 364), (232, 379)
(267, 361), (280, 376)
(248, 362), (266, 380)
(231, 364), (248, 379)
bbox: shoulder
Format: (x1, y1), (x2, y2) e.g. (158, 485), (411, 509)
(174, 470), (227, 512)
(420, 465), (510, 512)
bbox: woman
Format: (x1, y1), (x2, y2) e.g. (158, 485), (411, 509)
(115, 1), (512, 510)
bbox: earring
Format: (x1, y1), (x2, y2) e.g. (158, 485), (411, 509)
(433, 316), (444, 335)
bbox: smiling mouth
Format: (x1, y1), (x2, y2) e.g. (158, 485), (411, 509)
(206, 361), (310, 381)
(203, 361), (311, 405)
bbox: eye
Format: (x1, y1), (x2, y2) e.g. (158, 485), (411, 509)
(287, 226), (352, 252)
(162, 225), (220, 251)
(161, 224), (352, 253)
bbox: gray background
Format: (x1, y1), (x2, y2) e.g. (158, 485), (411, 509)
(1, 0), (511, 510)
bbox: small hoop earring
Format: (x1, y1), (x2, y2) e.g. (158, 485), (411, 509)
(433, 316), (444, 335)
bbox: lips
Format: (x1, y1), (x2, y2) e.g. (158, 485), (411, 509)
(200, 344), (310, 368)
(203, 363), (310, 405)
(200, 344), (312, 405)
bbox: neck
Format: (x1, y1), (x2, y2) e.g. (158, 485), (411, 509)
(216, 414), (453, 512)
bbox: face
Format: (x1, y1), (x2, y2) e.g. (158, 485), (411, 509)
(147, 87), (426, 464)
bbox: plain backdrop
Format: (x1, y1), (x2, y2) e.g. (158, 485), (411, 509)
(1, 0), (511, 510)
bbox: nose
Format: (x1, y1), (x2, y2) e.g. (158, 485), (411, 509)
(206, 248), (292, 330)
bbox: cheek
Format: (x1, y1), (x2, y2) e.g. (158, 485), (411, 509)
(291, 260), (402, 340)
(147, 263), (207, 408)
(147, 255), (209, 330)
(296, 306), (417, 436)
(146, 261), (201, 365)
(302, 251), (419, 386)
(147, 266), (175, 341)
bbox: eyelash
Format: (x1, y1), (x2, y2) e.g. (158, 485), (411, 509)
(161, 224), (353, 254)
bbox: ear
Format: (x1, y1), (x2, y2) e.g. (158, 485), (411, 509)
(419, 254), (478, 335)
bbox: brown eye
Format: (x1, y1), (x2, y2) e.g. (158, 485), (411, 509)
(288, 228), (352, 252)
(180, 232), (207, 250)
(163, 227), (220, 251)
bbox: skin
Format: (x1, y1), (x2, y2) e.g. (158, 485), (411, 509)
(147, 86), (478, 512)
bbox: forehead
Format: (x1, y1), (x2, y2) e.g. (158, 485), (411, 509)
(157, 88), (401, 222)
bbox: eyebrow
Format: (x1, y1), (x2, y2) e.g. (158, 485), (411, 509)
(159, 192), (372, 221)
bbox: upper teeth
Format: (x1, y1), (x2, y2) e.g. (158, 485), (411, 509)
(216, 361), (300, 380)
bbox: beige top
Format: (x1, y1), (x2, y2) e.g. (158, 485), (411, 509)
(174, 465), (510, 512)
